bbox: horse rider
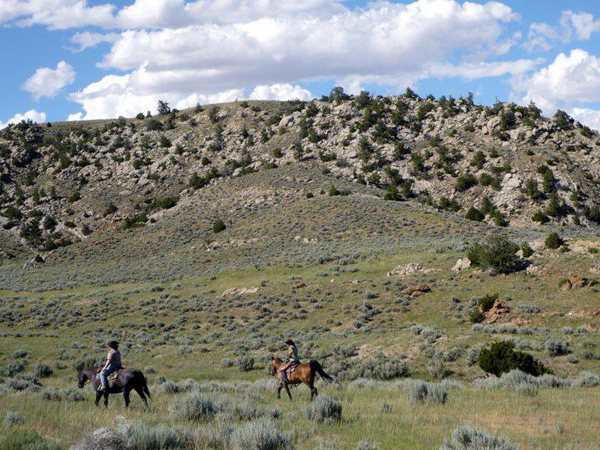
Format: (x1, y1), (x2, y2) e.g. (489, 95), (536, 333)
(279, 339), (300, 384)
(99, 340), (122, 392)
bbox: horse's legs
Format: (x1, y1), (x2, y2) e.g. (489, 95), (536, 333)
(103, 392), (109, 408)
(277, 384), (283, 399)
(133, 386), (148, 407)
(123, 388), (131, 407)
(95, 391), (102, 407)
(311, 385), (318, 400)
(284, 383), (292, 400)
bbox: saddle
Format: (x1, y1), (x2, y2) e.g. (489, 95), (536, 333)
(95, 368), (122, 381)
(286, 362), (301, 374)
(107, 371), (120, 381)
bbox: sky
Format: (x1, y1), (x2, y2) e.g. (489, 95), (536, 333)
(2, 0), (600, 130)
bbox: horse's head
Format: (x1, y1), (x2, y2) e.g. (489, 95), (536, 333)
(77, 368), (89, 389)
(269, 357), (281, 376)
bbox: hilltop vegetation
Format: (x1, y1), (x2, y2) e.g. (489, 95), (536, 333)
(1, 90), (600, 267)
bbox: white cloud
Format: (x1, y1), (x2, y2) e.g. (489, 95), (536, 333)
(67, 112), (84, 121)
(66, 0), (524, 119)
(68, 72), (311, 120)
(249, 84), (312, 101)
(69, 31), (120, 52)
(22, 61), (76, 100)
(512, 49), (600, 113)
(0, 109), (46, 130)
(1, 0), (115, 30)
(428, 58), (544, 80)
(571, 107), (600, 131)
(525, 10), (600, 52)
(0, 0), (344, 30)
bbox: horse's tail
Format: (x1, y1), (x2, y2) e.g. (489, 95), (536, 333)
(140, 372), (151, 399)
(309, 360), (333, 383)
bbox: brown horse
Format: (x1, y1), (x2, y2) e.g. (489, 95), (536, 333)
(269, 357), (334, 400)
(77, 367), (151, 408)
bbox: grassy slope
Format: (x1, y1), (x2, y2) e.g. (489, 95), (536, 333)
(1, 234), (600, 448)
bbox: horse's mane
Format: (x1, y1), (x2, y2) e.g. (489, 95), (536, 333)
(273, 357), (283, 362)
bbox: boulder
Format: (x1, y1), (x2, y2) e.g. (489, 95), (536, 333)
(221, 286), (259, 297)
(482, 298), (510, 324)
(452, 258), (471, 272)
(402, 284), (431, 297)
(560, 276), (597, 291)
(387, 263), (423, 277)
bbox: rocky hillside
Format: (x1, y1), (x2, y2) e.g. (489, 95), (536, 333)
(1, 90), (600, 262)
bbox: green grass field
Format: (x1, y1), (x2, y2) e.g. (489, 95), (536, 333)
(1, 240), (600, 448)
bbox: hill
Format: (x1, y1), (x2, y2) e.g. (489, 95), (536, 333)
(1, 92), (600, 449)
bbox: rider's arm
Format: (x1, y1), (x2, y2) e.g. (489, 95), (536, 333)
(102, 351), (112, 370)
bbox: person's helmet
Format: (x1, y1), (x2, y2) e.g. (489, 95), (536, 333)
(108, 340), (119, 349)
(285, 339), (295, 346)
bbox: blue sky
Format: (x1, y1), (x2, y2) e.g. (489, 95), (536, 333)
(2, 0), (600, 129)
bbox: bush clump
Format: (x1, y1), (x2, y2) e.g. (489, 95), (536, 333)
(230, 419), (291, 450)
(441, 424), (517, 450)
(213, 219), (226, 233)
(237, 356), (255, 372)
(168, 393), (217, 421)
(478, 341), (550, 377)
(545, 232), (564, 249)
(34, 363), (53, 378)
(304, 395), (343, 422)
(407, 381), (447, 405)
(466, 237), (525, 274)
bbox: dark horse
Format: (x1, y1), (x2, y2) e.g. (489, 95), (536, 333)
(77, 367), (151, 408)
(269, 357), (334, 400)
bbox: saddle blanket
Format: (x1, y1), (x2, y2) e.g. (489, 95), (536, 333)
(286, 362), (301, 374)
(95, 369), (121, 381)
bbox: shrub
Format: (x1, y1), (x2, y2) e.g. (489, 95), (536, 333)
(304, 395), (343, 422)
(465, 207), (484, 222)
(35, 363), (53, 378)
(230, 419), (291, 450)
(455, 174), (478, 192)
(545, 232), (564, 249)
(353, 354), (409, 380)
(441, 424), (517, 450)
(156, 197), (177, 209)
(146, 119), (163, 131)
(521, 242), (534, 258)
(572, 371), (600, 387)
(169, 393), (217, 421)
(545, 339), (570, 357)
(213, 219), (226, 233)
(532, 211), (549, 223)
(478, 341), (550, 377)
(466, 237), (525, 274)
(3, 411), (25, 427)
(237, 356), (255, 372)
(478, 294), (496, 312)
(126, 423), (187, 450)
(407, 381), (447, 405)
(469, 308), (485, 323)
(221, 358), (234, 368)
